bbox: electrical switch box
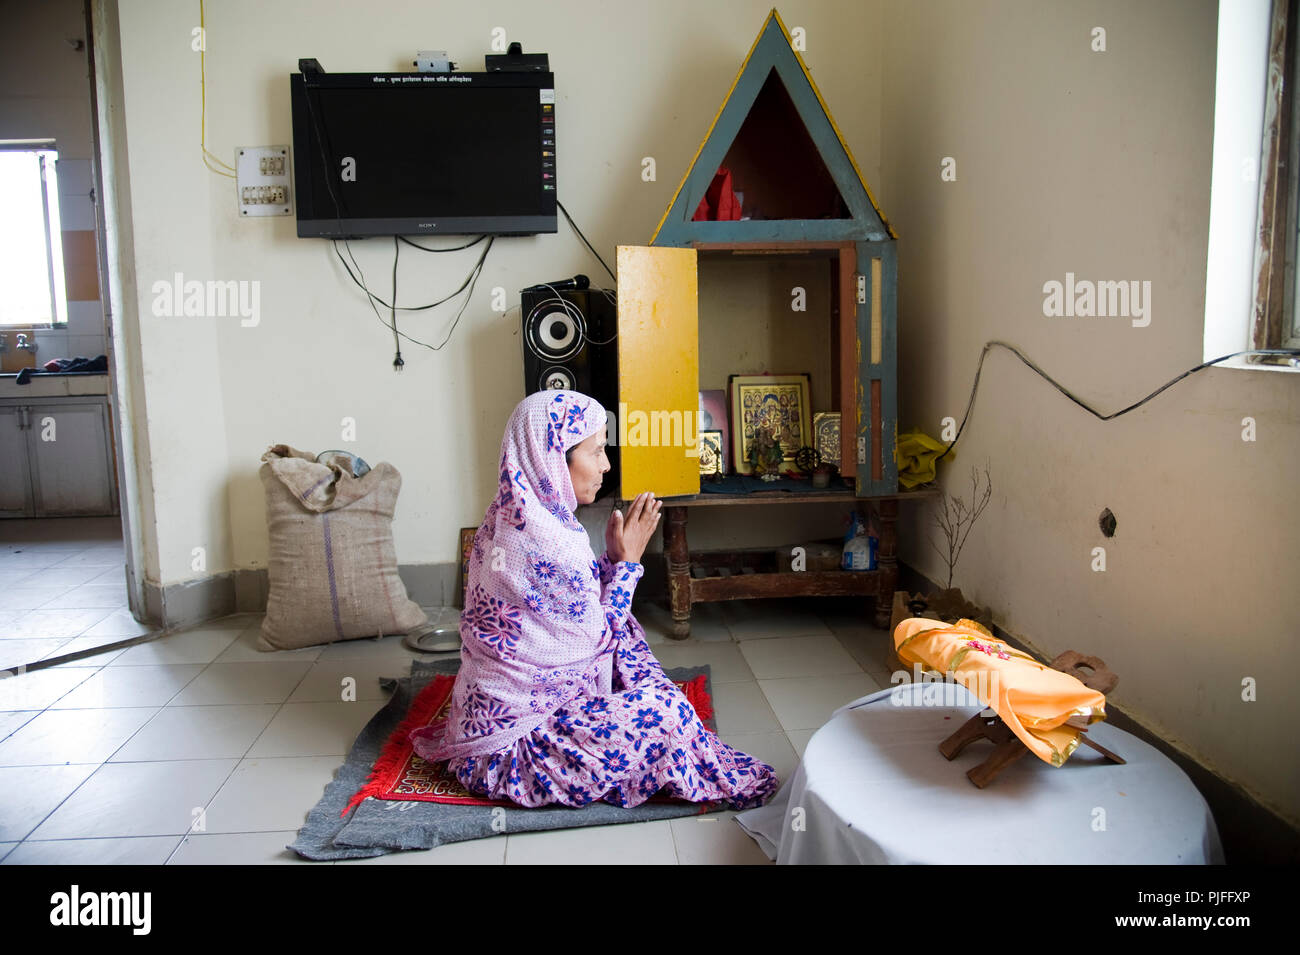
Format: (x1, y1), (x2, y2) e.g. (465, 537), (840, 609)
(236, 145), (292, 217)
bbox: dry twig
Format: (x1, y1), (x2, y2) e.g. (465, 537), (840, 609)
(929, 462), (993, 589)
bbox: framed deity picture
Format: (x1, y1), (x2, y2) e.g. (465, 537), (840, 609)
(698, 430), (724, 476)
(456, 527), (476, 607)
(814, 412), (842, 469)
(698, 390), (729, 472)
(728, 374), (812, 475)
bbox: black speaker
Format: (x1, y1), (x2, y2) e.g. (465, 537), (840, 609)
(521, 284), (619, 497)
(521, 286), (616, 397)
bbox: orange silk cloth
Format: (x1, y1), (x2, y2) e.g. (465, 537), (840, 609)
(893, 618), (1107, 767)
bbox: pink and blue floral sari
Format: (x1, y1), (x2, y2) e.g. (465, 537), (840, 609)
(409, 390), (778, 811)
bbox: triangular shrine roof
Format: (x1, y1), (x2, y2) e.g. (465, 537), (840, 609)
(650, 8), (896, 246)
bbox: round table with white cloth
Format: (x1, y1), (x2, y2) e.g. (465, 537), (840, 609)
(733, 681), (1224, 864)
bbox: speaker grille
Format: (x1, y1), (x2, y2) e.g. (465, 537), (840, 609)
(524, 297), (586, 362)
(539, 365), (575, 391)
(519, 284), (620, 501)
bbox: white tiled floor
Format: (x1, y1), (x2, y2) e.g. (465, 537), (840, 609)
(0, 518), (141, 677)
(0, 519), (900, 864)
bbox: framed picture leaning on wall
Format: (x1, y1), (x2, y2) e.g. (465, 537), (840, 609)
(698, 430), (724, 476)
(813, 411), (842, 469)
(728, 373), (812, 475)
(457, 527), (476, 607)
(698, 389), (729, 472)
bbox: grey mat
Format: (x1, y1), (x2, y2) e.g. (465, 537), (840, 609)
(288, 658), (724, 861)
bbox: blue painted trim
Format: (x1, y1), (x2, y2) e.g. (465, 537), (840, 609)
(768, 51), (882, 233)
(675, 61), (769, 238)
(683, 219), (889, 244)
(656, 16), (888, 248)
(855, 240), (899, 496)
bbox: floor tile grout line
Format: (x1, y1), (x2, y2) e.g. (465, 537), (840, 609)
(11, 627), (245, 860)
(11, 591), (845, 861)
(16, 830), (304, 842)
(26, 629), (163, 671)
(155, 646), (388, 863)
(33, 589), (129, 612)
(0, 605), (126, 645)
(3, 834), (191, 865)
(11, 653), (183, 846)
(666, 815), (684, 864)
(154, 834), (196, 866)
(3, 751), (407, 768)
(230, 654), (339, 759)
(6, 757), (117, 848)
(0, 710), (43, 747)
(153, 627), (310, 864)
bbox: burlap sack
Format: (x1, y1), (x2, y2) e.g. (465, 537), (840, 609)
(257, 444), (427, 651)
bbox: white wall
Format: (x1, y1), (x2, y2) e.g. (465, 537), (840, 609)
(880, 0), (1300, 827)
(100, 0), (1299, 826)
(104, 0), (880, 583)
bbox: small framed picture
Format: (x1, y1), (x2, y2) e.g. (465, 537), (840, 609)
(698, 430), (724, 475)
(698, 390), (728, 470)
(729, 374), (812, 474)
(457, 527), (476, 608)
(814, 412), (841, 469)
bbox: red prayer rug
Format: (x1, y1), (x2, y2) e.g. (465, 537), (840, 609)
(343, 673), (715, 817)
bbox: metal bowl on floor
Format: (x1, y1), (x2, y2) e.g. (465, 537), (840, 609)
(403, 624), (461, 653)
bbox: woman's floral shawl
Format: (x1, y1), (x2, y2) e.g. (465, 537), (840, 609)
(410, 390), (643, 761)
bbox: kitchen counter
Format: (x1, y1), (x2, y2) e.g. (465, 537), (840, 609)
(0, 371), (110, 399)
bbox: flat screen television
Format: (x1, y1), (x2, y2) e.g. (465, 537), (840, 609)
(290, 69), (557, 238)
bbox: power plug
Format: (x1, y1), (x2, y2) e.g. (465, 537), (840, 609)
(414, 50), (456, 72)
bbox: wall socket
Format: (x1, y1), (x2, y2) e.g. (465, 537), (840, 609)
(235, 145), (292, 218)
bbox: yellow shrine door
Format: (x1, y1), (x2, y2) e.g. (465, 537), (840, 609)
(615, 245), (700, 500)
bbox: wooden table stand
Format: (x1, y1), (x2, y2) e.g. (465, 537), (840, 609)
(660, 488), (933, 639)
(938, 650), (1125, 788)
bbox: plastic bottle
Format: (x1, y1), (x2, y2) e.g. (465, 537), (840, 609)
(842, 512), (877, 571)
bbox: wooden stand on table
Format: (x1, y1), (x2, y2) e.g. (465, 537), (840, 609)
(939, 650), (1125, 788)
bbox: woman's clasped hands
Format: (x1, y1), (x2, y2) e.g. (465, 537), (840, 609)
(605, 491), (663, 564)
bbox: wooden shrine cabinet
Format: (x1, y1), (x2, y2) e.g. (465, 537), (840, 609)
(613, 9), (919, 637)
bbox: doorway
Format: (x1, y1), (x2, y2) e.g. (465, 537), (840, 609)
(0, 0), (153, 675)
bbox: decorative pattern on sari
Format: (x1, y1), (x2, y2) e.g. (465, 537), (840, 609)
(408, 389), (777, 811)
(447, 615), (780, 811)
(460, 683), (520, 737)
(596, 553), (641, 611)
(462, 585), (524, 661)
(522, 549), (591, 622)
(404, 390), (778, 811)
(893, 617), (1108, 767)
(409, 391), (641, 762)
(527, 663), (595, 715)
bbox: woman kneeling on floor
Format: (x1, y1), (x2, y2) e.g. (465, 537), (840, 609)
(409, 389), (780, 810)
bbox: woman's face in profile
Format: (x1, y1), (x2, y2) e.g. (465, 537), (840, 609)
(567, 430), (610, 505)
